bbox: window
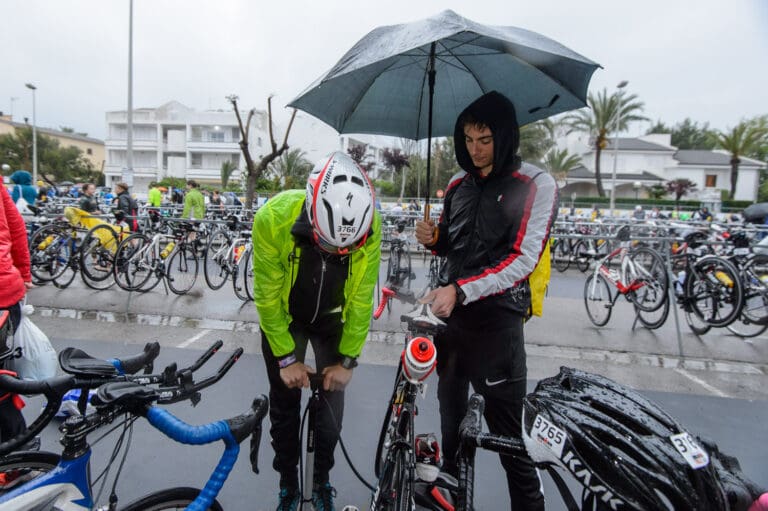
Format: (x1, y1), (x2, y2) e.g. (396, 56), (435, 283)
(191, 153), (202, 168)
(705, 175), (717, 187)
(86, 148), (93, 155)
(208, 130), (225, 143)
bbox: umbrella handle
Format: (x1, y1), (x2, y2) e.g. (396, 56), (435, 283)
(423, 203), (431, 222)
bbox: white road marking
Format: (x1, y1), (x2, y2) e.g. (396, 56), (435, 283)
(674, 368), (729, 398)
(177, 329), (211, 349)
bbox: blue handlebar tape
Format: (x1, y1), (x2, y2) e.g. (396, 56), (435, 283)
(146, 407), (240, 511)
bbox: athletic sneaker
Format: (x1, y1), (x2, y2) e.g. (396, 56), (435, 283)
(415, 433), (441, 482)
(275, 487), (300, 511)
(312, 482), (337, 511)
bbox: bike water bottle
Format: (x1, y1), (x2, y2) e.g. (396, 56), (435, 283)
(38, 235), (55, 250)
(234, 245), (245, 262)
(402, 337), (437, 384)
(161, 241), (175, 259)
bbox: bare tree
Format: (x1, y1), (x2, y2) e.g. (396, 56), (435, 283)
(227, 94), (297, 208)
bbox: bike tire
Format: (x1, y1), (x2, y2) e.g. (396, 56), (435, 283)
(627, 247), (669, 313)
(203, 230), (231, 290)
(685, 256), (743, 328)
(583, 273), (613, 327)
(29, 224), (71, 282)
(79, 224), (119, 290)
(573, 240), (591, 273)
(739, 254), (768, 326)
(242, 247), (254, 301)
(634, 293), (670, 330)
(726, 314), (768, 338)
(684, 307), (711, 335)
(372, 447), (412, 511)
(375, 366), (405, 478)
(166, 244), (199, 295)
(0, 450), (60, 496)
(114, 233), (154, 292)
(553, 238), (571, 273)
(120, 486), (223, 511)
(52, 252), (78, 289)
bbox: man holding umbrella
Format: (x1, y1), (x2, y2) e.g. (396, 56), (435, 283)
(416, 91), (557, 510)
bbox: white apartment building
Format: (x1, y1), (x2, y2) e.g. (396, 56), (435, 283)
(104, 101), (269, 192)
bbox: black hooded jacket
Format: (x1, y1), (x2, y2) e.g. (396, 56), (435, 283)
(428, 91), (558, 326)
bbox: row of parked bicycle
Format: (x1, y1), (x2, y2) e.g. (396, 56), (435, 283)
(552, 219), (768, 339)
(25, 201), (257, 301)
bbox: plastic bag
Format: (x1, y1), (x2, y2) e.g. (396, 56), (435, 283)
(7, 304), (58, 381)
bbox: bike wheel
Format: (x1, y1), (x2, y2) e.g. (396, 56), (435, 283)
(0, 450), (60, 495)
(726, 314), (768, 338)
(634, 293), (670, 330)
(553, 238), (571, 272)
(121, 486), (223, 511)
(114, 233), (153, 292)
(242, 247), (254, 301)
(573, 240), (591, 273)
(583, 273), (613, 326)
(203, 230), (231, 290)
(166, 244), (199, 295)
(373, 447), (412, 511)
(684, 307), (711, 335)
(739, 255), (768, 326)
(52, 250), (78, 289)
(80, 224), (119, 290)
(627, 247), (669, 312)
(375, 366), (406, 478)
(387, 249), (400, 284)
(29, 225), (71, 282)
(685, 256), (743, 328)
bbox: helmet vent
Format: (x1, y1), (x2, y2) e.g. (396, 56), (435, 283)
(322, 199), (336, 240)
(333, 175), (348, 184)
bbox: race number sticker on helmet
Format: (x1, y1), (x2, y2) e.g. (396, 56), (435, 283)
(669, 432), (710, 469)
(529, 413), (567, 458)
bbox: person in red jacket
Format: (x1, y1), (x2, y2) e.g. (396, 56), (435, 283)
(0, 184), (33, 442)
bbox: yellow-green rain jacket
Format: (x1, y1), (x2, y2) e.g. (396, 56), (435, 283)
(252, 190), (381, 359)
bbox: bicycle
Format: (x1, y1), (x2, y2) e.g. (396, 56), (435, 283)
(0, 340), (266, 510)
(113, 220), (200, 295)
(456, 367), (768, 511)
(583, 224), (669, 327)
(370, 302), (443, 511)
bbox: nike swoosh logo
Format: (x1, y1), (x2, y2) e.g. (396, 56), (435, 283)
(485, 378), (507, 387)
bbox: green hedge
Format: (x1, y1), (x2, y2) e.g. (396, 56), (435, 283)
(562, 196), (755, 212)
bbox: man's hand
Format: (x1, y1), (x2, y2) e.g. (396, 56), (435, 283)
(415, 219), (436, 246)
(280, 362), (315, 389)
(419, 285), (457, 318)
(322, 364), (353, 392)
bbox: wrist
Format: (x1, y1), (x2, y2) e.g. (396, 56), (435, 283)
(277, 352), (298, 369)
(339, 356), (358, 370)
(452, 282), (466, 304)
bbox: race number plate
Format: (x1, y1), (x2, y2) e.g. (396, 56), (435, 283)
(530, 414), (567, 458)
(670, 432), (709, 469)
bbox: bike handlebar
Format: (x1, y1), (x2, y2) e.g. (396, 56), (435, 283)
(459, 393), (526, 456)
(373, 287), (396, 319)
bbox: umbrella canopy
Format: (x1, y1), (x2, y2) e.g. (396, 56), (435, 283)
(289, 9), (601, 140)
(743, 202), (768, 223)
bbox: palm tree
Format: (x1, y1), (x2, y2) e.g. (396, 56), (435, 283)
(542, 148), (581, 184)
(666, 178), (697, 212)
(220, 160), (236, 189)
(519, 119), (556, 164)
(563, 88), (647, 197)
(714, 119), (768, 199)
(382, 148), (410, 201)
(268, 148), (312, 189)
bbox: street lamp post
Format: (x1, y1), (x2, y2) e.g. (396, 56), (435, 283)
(24, 83), (37, 184)
(608, 80), (628, 215)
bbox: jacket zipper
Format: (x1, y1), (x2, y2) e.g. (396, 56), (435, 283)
(310, 255), (327, 324)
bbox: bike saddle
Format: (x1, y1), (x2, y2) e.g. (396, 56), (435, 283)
(59, 347), (120, 377)
(400, 303), (447, 335)
(92, 381), (158, 408)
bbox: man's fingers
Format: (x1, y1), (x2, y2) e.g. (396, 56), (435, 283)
(419, 290), (436, 304)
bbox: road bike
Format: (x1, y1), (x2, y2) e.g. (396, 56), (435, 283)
(0, 340), (267, 510)
(203, 218), (253, 301)
(583, 225), (669, 327)
(371, 302), (443, 511)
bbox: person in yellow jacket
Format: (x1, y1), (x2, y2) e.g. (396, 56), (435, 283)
(252, 151), (380, 511)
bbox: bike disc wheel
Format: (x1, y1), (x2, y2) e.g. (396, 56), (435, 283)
(584, 273), (613, 327)
(0, 450), (60, 496)
(203, 230), (231, 290)
(120, 486), (223, 511)
(166, 244), (199, 295)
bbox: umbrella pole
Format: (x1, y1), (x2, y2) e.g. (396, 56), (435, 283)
(424, 42), (436, 222)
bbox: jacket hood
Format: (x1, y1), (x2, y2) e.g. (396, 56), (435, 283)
(453, 91), (521, 178)
(10, 170), (33, 185)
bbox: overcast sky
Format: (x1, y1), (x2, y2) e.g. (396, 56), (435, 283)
(2, 0), (766, 142)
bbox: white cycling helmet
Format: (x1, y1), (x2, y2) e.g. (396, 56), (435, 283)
(305, 151), (375, 254)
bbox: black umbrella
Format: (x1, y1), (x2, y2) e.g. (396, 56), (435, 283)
(743, 202), (768, 223)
